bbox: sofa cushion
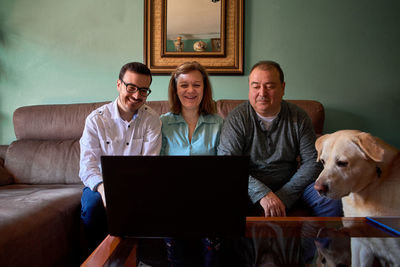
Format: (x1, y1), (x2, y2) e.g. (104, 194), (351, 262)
(0, 184), (83, 266)
(145, 100), (171, 116)
(0, 158), (13, 186)
(5, 139), (81, 184)
(0, 145), (7, 159)
(216, 99), (245, 119)
(288, 100), (325, 135)
(13, 102), (109, 140)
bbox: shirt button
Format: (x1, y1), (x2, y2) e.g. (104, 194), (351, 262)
(128, 125), (130, 128)
(126, 142), (129, 145)
(106, 141), (110, 144)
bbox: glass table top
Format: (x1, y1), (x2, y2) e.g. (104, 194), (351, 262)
(84, 217), (400, 267)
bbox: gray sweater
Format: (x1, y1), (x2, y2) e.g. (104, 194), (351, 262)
(217, 100), (322, 208)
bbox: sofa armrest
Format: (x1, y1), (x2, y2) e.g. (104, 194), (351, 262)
(0, 152), (14, 186)
(0, 145), (8, 160)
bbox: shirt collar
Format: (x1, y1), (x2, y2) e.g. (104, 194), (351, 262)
(111, 98), (140, 122)
(250, 101), (285, 132)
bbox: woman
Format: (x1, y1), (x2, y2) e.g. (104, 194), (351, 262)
(160, 61), (223, 267)
(160, 61), (223, 156)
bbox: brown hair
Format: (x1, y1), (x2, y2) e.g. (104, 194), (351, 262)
(250, 60), (285, 83)
(119, 62), (152, 85)
(168, 61), (216, 114)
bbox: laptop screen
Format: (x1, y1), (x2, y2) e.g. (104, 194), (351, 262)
(101, 155), (249, 238)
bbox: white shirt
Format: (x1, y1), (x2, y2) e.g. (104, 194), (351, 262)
(79, 99), (162, 190)
(256, 112), (277, 131)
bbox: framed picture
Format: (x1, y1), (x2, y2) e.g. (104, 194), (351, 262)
(144, 0), (244, 74)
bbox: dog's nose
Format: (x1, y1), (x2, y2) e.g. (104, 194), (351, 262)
(314, 182), (329, 195)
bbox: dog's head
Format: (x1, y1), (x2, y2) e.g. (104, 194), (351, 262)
(314, 130), (385, 199)
(314, 227), (351, 267)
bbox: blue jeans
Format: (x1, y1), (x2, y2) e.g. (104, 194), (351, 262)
(248, 182), (343, 217)
(300, 183), (343, 263)
(165, 238), (220, 267)
(81, 187), (108, 252)
(301, 182), (343, 217)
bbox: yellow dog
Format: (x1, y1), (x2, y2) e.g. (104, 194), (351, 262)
(314, 130), (400, 217)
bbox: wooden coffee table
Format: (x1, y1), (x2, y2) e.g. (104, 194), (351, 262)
(81, 217), (399, 267)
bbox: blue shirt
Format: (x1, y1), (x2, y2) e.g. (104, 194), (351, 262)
(160, 112), (224, 155)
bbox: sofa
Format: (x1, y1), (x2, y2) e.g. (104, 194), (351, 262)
(0, 99), (324, 266)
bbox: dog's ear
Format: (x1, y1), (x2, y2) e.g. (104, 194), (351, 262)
(315, 134), (330, 161)
(353, 132), (384, 162)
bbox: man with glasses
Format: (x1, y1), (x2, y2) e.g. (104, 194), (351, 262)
(79, 62), (162, 252)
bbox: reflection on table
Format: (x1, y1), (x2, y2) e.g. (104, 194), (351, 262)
(82, 217), (400, 267)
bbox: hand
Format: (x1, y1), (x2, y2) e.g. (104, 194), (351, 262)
(97, 183), (106, 207)
(259, 192), (286, 217)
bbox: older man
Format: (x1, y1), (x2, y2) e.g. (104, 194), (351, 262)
(79, 62), (162, 251)
(218, 60), (342, 217)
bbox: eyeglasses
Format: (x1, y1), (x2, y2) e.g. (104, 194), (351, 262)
(120, 80), (152, 97)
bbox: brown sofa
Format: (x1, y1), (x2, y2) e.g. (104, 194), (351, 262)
(0, 99), (324, 266)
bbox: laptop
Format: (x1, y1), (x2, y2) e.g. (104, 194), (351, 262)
(101, 155), (249, 238)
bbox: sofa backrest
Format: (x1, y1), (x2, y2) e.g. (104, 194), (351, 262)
(13, 102), (109, 140)
(216, 99), (325, 135)
(5, 99), (324, 185)
(147, 99), (324, 135)
(6, 102), (109, 184)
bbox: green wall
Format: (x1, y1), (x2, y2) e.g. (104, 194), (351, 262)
(1, 0), (399, 148)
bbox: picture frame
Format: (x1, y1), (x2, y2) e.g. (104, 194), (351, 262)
(144, 0), (244, 75)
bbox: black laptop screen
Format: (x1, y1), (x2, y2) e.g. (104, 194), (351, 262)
(101, 155), (249, 238)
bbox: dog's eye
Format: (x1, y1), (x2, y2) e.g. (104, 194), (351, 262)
(336, 160), (348, 167)
(320, 159), (325, 165)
